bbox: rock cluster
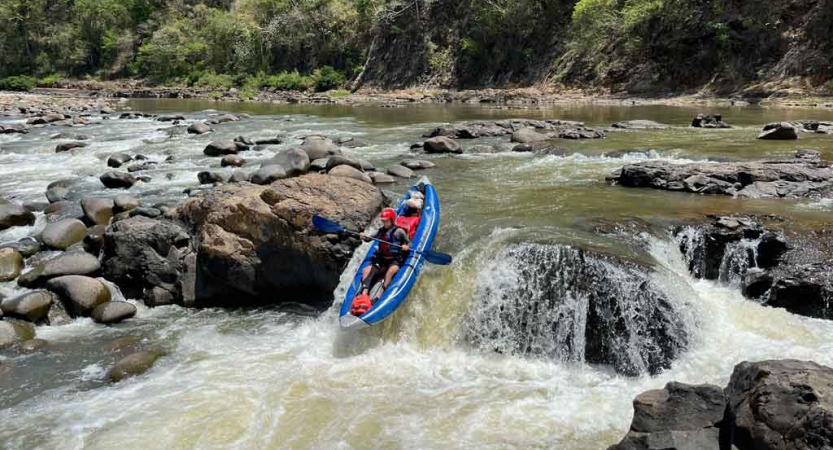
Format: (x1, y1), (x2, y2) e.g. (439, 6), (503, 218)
(423, 118), (605, 142)
(675, 215), (833, 320)
(691, 113), (731, 128)
(609, 359), (833, 450)
(610, 152), (833, 199)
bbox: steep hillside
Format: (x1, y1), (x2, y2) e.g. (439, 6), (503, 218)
(0, 0), (831, 95)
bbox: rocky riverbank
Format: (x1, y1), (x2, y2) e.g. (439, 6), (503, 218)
(8, 85), (833, 110)
(609, 359), (833, 450)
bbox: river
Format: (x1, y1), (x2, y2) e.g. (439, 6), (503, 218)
(1, 100), (833, 449)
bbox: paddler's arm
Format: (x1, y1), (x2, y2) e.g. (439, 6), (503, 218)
(395, 228), (410, 252)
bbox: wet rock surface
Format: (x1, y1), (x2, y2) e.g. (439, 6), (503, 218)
(464, 243), (689, 376)
(178, 174), (384, 306)
(610, 359), (833, 450)
(101, 216), (191, 303)
(611, 153), (833, 199)
(608, 382), (725, 450)
(675, 215), (833, 320)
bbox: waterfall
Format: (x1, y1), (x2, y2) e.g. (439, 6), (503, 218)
(674, 225), (761, 287)
(462, 243), (689, 376)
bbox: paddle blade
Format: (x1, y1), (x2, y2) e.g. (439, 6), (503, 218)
(420, 250), (453, 266)
(312, 215), (345, 234)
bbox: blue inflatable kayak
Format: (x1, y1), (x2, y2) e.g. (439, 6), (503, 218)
(339, 177), (440, 330)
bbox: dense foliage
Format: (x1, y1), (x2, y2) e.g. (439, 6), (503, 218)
(0, 0), (831, 93)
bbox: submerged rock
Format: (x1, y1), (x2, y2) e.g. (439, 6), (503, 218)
(611, 120), (669, 130)
(463, 243), (689, 376)
(177, 174), (384, 306)
(0, 320), (36, 349)
(109, 350), (164, 382)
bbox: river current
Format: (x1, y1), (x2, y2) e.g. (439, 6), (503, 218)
(1, 100), (833, 449)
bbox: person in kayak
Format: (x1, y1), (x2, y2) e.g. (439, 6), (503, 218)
(351, 208), (410, 315)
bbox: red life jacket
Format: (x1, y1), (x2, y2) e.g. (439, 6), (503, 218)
(395, 215), (421, 240)
(377, 226), (406, 257)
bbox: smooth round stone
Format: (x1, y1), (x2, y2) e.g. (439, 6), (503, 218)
(45, 275), (111, 317)
(91, 301), (137, 324)
(0, 248), (24, 282)
(41, 218), (87, 250)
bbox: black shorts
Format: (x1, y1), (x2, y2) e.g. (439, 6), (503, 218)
(372, 253), (407, 268)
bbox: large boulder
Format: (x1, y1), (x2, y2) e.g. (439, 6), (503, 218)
(724, 360), (833, 450)
(0, 248), (24, 281)
(18, 251), (101, 287)
(387, 165), (415, 179)
(46, 275), (112, 316)
(510, 128), (549, 143)
(299, 136), (341, 160)
(80, 198), (114, 226)
(267, 148), (311, 177)
(178, 174), (384, 306)
(608, 382), (725, 450)
(0, 290), (56, 322)
(328, 165), (372, 183)
(0, 203), (36, 230)
(203, 140), (240, 156)
(40, 218), (87, 250)
(325, 155), (363, 172)
(759, 122), (799, 140)
(187, 121), (212, 134)
(101, 217), (191, 303)
(91, 301), (137, 324)
(250, 165), (287, 185)
(100, 171), (137, 189)
(423, 136), (463, 154)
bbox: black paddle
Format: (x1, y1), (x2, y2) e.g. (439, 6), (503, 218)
(312, 215), (453, 265)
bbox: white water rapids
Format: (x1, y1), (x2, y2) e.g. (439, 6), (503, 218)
(2, 102), (833, 449)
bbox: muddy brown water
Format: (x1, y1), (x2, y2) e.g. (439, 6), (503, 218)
(1, 100), (832, 450)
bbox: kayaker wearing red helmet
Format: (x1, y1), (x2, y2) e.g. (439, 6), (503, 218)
(354, 207), (411, 309)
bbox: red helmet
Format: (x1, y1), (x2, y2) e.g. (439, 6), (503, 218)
(380, 208), (396, 221)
